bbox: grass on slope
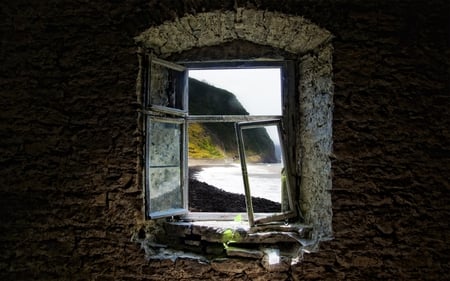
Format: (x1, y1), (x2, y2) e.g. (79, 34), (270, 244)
(188, 123), (225, 159)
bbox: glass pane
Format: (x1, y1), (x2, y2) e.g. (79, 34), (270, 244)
(149, 121), (181, 166)
(149, 60), (185, 110)
(188, 68), (281, 115)
(240, 124), (284, 213)
(148, 167), (183, 214)
(147, 118), (185, 218)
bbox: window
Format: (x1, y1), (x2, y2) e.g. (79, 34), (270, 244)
(136, 9), (334, 245)
(235, 119), (295, 226)
(143, 55), (297, 226)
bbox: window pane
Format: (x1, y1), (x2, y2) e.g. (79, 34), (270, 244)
(149, 59), (186, 110)
(188, 68), (281, 116)
(148, 167), (183, 214)
(149, 121), (181, 166)
(147, 119), (185, 218)
(240, 124), (283, 213)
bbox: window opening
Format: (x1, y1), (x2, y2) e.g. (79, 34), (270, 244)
(187, 67), (283, 217)
(143, 56), (296, 225)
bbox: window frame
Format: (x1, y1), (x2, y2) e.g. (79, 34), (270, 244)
(143, 56), (298, 225)
(143, 55), (189, 219)
(235, 119), (297, 226)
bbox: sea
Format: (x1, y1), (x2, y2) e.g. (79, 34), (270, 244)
(191, 162), (283, 203)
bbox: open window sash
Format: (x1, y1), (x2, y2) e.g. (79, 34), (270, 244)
(146, 56), (188, 116)
(235, 119), (297, 226)
(144, 56), (188, 219)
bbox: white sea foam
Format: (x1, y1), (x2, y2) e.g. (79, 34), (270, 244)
(192, 163), (282, 203)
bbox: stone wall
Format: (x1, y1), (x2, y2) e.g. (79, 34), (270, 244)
(1, 0), (449, 280)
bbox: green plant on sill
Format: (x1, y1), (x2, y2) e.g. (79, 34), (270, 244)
(221, 214), (242, 249)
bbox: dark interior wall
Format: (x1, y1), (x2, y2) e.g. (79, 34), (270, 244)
(300, 1), (450, 280)
(0, 0), (448, 280)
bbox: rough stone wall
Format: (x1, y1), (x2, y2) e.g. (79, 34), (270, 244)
(136, 9), (332, 56)
(297, 43), (334, 239)
(1, 1), (449, 281)
(302, 1), (450, 279)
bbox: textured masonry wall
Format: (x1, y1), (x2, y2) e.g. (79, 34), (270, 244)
(0, 0), (449, 280)
(136, 9), (332, 56)
(298, 43), (334, 239)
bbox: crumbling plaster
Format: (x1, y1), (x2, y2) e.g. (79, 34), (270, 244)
(136, 8), (334, 240)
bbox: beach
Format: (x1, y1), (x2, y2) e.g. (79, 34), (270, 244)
(190, 162), (282, 203)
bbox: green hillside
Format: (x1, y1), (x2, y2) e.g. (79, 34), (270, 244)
(188, 78), (278, 163)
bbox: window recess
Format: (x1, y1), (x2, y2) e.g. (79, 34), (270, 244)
(143, 56), (297, 226)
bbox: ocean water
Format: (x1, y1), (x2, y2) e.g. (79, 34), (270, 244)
(192, 163), (283, 203)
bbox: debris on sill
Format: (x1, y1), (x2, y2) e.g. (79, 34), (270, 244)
(132, 219), (323, 265)
(147, 248), (209, 263)
(225, 246), (264, 259)
(165, 220), (313, 244)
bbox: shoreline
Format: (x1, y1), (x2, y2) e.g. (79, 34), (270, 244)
(188, 158), (238, 167)
(188, 158), (240, 180)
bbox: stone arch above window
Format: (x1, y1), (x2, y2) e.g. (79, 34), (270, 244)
(136, 9), (334, 241)
(135, 9), (332, 56)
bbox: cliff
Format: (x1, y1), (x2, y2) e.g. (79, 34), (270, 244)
(188, 78), (278, 163)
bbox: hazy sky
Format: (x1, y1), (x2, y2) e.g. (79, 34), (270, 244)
(188, 68), (282, 115)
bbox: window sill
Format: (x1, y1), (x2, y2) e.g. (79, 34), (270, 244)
(134, 219), (323, 270)
(164, 220), (313, 245)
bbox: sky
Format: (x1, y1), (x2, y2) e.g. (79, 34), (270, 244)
(188, 68), (282, 116)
